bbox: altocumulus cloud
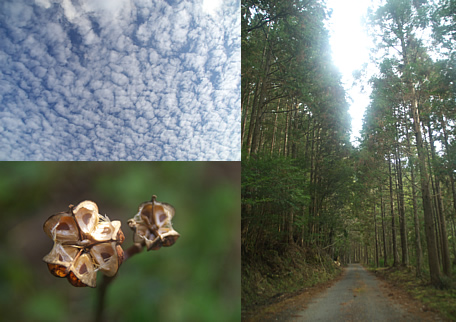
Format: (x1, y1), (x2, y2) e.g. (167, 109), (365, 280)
(0, 0), (240, 160)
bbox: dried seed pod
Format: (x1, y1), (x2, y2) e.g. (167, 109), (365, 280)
(128, 195), (180, 251)
(73, 201), (98, 235)
(43, 211), (79, 242)
(43, 201), (124, 288)
(116, 245), (124, 266)
(91, 242), (119, 277)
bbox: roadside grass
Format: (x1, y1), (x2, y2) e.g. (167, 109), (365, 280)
(242, 244), (342, 318)
(368, 265), (456, 320)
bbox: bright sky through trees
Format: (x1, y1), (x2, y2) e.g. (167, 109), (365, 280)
(326, 0), (374, 144)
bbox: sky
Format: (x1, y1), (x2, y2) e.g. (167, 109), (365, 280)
(326, 0), (375, 145)
(0, 0), (240, 160)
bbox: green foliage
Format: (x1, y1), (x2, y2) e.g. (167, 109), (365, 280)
(431, 0), (456, 51)
(242, 155), (307, 209)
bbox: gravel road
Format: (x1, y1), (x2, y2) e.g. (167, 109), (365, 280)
(293, 263), (420, 321)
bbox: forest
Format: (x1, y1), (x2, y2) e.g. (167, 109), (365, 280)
(241, 0), (456, 318)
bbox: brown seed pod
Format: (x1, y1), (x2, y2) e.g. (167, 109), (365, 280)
(43, 201), (125, 288)
(128, 195), (180, 251)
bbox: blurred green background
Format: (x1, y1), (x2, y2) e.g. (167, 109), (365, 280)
(0, 162), (240, 322)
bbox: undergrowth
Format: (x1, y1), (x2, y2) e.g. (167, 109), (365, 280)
(370, 265), (456, 320)
(241, 243), (341, 313)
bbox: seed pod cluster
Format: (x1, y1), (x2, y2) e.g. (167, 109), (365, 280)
(43, 201), (124, 288)
(43, 196), (179, 288)
(128, 195), (180, 251)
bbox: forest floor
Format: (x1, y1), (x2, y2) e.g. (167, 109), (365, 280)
(288, 264), (445, 321)
(241, 243), (343, 321)
(243, 260), (452, 321)
(370, 265), (456, 321)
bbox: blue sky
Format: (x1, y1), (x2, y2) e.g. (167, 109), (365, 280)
(0, 0), (240, 160)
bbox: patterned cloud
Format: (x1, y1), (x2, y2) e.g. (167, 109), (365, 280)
(0, 0), (240, 160)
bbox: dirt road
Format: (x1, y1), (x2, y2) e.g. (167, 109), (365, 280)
(291, 264), (431, 321)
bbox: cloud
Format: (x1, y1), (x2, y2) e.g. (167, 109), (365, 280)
(202, 0), (223, 17)
(0, 0), (240, 160)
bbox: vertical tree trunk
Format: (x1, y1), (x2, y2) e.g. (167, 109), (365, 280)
(381, 193), (388, 267)
(405, 118), (423, 277)
(241, 90), (251, 148)
(388, 156), (399, 267)
(270, 100), (280, 156)
(374, 201), (379, 267)
(410, 90), (441, 287)
(308, 120), (317, 243)
(301, 116), (311, 247)
(427, 121), (451, 276)
(410, 159), (423, 277)
(395, 127), (408, 265)
(286, 209), (294, 245)
(246, 29), (272, 157)
(451, 218), (456, 264)
(245, 81), (259, 156)
(440, 115), (456, 223)
(291, 106), (299, 159)
(283, 102), (290, 157)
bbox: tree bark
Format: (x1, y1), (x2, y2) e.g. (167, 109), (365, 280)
(426, 120), (451, 276)
(410, 89), (441, 287)
(374, 201), (379, 267)
(388, 156), (399, 267)
(395, 145), (408, 266)
(404, 116), (423, 277)
(410, 158), (423, 277)
(241, 90), (251, 148)
(246, 27), (272, 157)
(440, 115), (456, 222)
(283, 101), (290, 157)
(270, 100), (280, 156)
(381, 193), (388, 267)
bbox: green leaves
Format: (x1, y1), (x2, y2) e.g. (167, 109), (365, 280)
(242, 155), (308, 208)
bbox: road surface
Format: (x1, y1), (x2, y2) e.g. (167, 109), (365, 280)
(292, 264), (428, 321)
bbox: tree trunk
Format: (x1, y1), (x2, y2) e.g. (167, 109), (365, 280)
(286, 209), (294, 245)
(246, 29), (272, 157)
(291, 106), (298, 159)
(404, 117), (423, 277)
(374, 201), (379, 267)
(440, 115), (456, 223)
(388, 156), (399, 267)
(410, 89), (441, 287)
(410, 159), (423, 277)
(283, 102), (290, 157)
(241, 90), (251, 148)
(381, 193), (388, 267)
(394, 116), (408, 266)
(428, 120), (451, 276)
(270, 100), (280, 156)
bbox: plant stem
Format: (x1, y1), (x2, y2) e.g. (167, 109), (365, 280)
(94, 243), (144, 322)
(95, 275), (114, 322)
(123, 243), (144, 261)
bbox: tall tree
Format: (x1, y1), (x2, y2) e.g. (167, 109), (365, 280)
(242, 0), (353, 261)
(369, 0), (443, 287)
